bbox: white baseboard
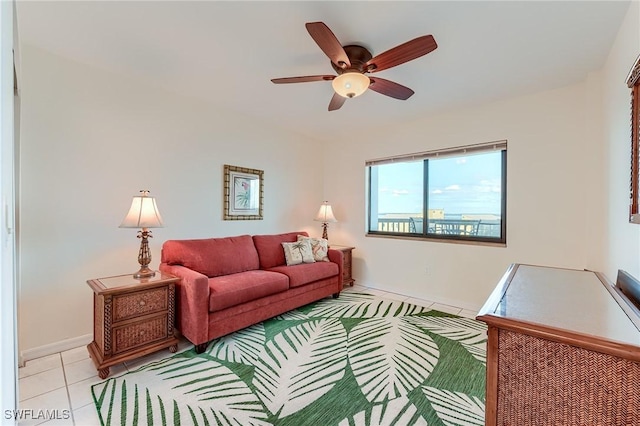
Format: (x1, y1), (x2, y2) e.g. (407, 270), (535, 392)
(425, 295), (481, 313)
(20, 334), (92, 364)
(355, 282), (482, 312)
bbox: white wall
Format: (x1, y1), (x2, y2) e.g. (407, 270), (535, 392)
(602, 1), (640, 280)
(326, 82), (599, 310)
(18, 1), (640, 355)
(18, 45), (325, 354)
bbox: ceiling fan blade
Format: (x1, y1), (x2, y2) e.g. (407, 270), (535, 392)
(305, 22), (351, 69)
(368, 77), (415, 100)
(366, 35), (437, 73)
(271, 75), (335, 84)
(328, 92), (346, 111)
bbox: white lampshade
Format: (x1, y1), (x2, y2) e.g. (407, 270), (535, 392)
(332, 72), (370, 98)
(314, 201), (338, 223)
(119, 190), (164, 229)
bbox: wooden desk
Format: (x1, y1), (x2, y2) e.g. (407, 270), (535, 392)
(477, 264), (640, 426)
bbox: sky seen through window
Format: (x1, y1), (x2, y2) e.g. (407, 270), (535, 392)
(376, 151), (502, 216)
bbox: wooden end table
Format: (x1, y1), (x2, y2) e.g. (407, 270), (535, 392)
(86, 272), (180, 379)
(330, 245), (355, 287)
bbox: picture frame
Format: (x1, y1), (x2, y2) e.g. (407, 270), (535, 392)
(224, 164), (264, 220)
(627, 53), (640, 224)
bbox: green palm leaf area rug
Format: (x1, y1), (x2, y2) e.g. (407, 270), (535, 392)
(92, 292), (487, 426)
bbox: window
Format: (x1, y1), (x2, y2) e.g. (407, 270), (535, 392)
(366, 141), (507, 244)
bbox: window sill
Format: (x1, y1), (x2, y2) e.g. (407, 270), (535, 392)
(365, 232), (507, 248)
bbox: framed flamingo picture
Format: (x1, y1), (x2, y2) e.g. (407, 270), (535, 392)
(223, 164), (264, 220)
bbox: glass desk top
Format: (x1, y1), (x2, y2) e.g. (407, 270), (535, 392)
(489, 265), (640, 347)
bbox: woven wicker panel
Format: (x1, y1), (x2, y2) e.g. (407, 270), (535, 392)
(343, 257), (351, 280)
(497, 329), (640, 426)
(113, 316), (168, 354)
(93, 294), (104, 352)
(113, 287), (167, 322)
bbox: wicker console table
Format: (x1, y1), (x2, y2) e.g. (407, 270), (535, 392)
(476, 264), (640, 426)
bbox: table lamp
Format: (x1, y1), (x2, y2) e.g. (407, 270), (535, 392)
(314, 201), (337, 240)
(119, 190), (164, 278)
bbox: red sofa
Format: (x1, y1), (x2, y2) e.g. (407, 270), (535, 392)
(159, 231), (343, 352)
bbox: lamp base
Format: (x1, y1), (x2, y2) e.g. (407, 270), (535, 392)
(133, 229), (155, 279)
(133, 265), (155, 279)
(321, 223), (329, 241)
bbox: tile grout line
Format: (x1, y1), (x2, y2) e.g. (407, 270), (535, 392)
(18, 363), (64, 405)
(59, 352), (77, 426)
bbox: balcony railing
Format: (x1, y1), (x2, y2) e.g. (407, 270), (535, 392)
(375, 217), (501, 238)
(376, 218), (413, 233)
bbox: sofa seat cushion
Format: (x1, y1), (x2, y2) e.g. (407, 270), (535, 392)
(253, 231), (309, 269)
(208, 270), (289, 312)
(162, 235), (259, 278)
(268, 262), (339, 288)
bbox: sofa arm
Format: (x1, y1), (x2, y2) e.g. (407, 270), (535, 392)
(327, 249), (344, 287)
(159, 263), (209, 346)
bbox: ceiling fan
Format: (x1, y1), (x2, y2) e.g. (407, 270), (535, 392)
(271, 22), (437, 111)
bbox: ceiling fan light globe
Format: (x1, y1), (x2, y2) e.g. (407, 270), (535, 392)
(332, 72), (370, 99)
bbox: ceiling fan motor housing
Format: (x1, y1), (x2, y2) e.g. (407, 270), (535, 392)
(331, 45), (373, 74)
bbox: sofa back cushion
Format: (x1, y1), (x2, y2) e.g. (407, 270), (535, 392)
(161, 235), (259, 278)
(253, 231), (308, 269)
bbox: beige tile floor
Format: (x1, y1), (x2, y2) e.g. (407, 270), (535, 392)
(16, 285), (478, 425)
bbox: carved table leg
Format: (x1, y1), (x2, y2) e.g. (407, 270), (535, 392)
(169, 344), (178, 353)
(98, 368), (109, 379)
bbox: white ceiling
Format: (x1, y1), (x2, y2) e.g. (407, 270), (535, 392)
(16, 1), (631, 142)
